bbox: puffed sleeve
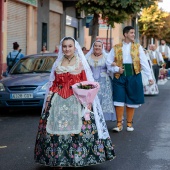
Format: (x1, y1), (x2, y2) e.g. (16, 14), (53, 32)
(106, 48), (119, 73)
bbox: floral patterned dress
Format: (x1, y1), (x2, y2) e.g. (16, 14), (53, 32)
(34, 57), (116, 167)
(86, 55), (116, 121)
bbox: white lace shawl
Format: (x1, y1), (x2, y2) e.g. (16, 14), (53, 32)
(85, 40), (114, 79)
(42, 37), (110, 139)
(85, 39), (108, 59)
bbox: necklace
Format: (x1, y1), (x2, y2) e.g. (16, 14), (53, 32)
(64, 55), (75, 63)
(94, 53), (102, 57)
(94, 61), (98, 68)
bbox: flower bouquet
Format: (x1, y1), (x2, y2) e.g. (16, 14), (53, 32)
(72, 81), (100, 120)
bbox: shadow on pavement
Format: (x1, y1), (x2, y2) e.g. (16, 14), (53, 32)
(0, 107), (42, 117)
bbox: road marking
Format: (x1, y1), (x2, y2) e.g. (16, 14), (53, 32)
(0, 146), (7, 149)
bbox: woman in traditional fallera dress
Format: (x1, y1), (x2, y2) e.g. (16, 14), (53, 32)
(34, 37), (115, 168)
(85, 40), (116, 121)
(141, 49), (159, 95)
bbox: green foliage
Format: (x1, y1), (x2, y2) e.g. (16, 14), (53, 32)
(76, 0), (157, 26)
(139, 3), (169, 40)
(76, 0), (157, 45)
(160, 14), (170, 44)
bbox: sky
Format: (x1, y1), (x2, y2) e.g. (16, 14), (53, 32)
(158, 0), (170, 12)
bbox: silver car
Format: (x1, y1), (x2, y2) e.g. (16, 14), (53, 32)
(0, 53), (57, 110)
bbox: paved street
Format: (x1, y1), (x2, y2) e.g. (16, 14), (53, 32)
(0, 81), (170, 170)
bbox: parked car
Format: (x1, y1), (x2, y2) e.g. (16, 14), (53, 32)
(0, 53), (57, 110)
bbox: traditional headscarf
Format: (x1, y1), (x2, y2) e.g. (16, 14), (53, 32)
(42, 37), (110, 139)
(85, 39), (108, 59)
(85, 39), (114, 79)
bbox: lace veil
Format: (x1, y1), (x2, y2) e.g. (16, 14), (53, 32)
(85, 39), (108, 59)
(85, 39), (114, 79)
(42, 37), (110, 139)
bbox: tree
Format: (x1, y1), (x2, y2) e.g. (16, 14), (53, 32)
(76, 0), (157, 45)
(160, 14), (170, 44)
(138, 3), (169, 44)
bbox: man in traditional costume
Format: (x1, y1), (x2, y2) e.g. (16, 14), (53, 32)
(106, 26), (154, 132)
(157, 39), (170, 69)
(148, 44), (164, 83)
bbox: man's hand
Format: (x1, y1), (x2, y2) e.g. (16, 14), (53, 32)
(119, 67), (124, 74)
(148, 79), (154, 85)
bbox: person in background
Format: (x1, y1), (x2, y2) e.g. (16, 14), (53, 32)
(6, 42), (24, 72)
(85, 40), (116, 122)
(148, 44), (164, 83)
(159, 63), (168, 81)
(157, 39), (170, 69)
(34, 37), (116, 169)
(141, 48), (159, 95)
(107, 26), (154, 132)
(40, 45), (49, 53)
(54, 45), (59, 53)
(82, 46), (87, 55)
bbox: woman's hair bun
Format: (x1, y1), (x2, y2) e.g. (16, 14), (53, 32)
(13, 42), (19, 49)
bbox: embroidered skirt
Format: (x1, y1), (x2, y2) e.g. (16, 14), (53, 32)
(34, 93), (116, 167)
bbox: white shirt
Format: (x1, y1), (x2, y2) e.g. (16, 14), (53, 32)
(161, 45), (165, 52)
(150, 50), (164, 63)
(152, 51), (156, 58)
(157, 45), (170, 59)
(106, 42), (153, 80)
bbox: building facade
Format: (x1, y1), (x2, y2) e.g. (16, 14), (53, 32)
(0, 0), (38, 77)
(1, 0), (138, 77)
(0, 0), (82, 77)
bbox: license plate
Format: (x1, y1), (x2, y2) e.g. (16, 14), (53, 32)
(10, 93), (33, 99)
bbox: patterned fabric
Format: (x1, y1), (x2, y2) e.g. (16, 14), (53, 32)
(34, 56), (116, 167)
(113, 43), (141, 79)
(143, 83), (159, 95)
(43, 52), (110, 139)
(34, 100), (116, 167)
(46, 94), (82, 135)
(86, 55), (116, 121)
